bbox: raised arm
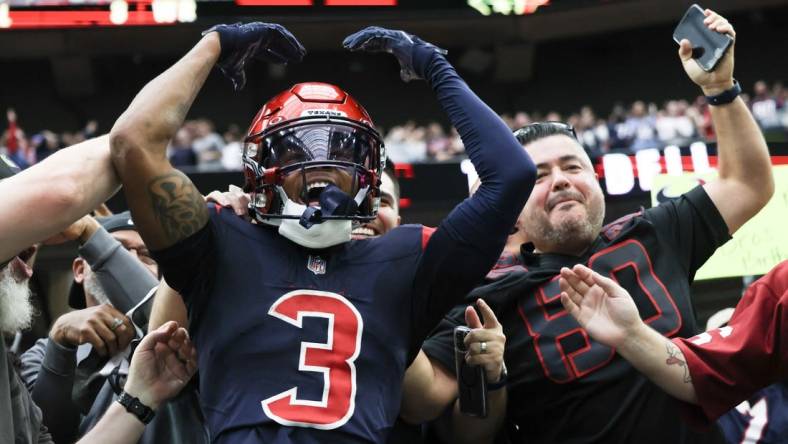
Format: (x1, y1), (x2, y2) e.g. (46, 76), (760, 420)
(110, 24), (305, 250)
(344, 28), (535, 333)
(48, 214), (159, 313)
(109, 34), (217, 250)
(0, 135), (117, 262)
(680, 10), (774, 234)
(558, 265), (697, 403)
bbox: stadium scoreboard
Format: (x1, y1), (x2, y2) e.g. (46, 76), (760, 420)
(0, 0), (572, 29)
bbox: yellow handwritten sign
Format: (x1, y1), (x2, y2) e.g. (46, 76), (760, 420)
(650, 165), (788, 280)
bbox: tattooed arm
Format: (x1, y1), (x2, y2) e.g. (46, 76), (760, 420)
(559, 264), (698, 403)
(109, 34), (220, 249)
(615, 323), (698, 403)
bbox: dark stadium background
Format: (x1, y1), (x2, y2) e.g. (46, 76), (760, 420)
(3, 0), (786, 347)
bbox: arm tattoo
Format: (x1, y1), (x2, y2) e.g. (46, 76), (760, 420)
(147, 172), (208, 243)
(665, 342), (692, 384)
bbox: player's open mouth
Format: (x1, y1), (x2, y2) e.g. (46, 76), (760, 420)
(305, 180), (334, 206)
(351, 226), (379, 239)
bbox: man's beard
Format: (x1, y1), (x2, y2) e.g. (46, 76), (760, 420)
(529, 200), (605, 255)
(83, 267), (111, 306)
(0, 265), (34, 334)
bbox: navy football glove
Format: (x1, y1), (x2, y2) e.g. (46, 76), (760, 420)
(342, 26), (447, 82)
(202, 22), (306, 91)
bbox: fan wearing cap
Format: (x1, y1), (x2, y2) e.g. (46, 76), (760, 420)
(16, 211), (169, 444)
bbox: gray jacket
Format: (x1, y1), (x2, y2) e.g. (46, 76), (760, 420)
(19, 226), (209, 444)
(1, 339), (53, 444)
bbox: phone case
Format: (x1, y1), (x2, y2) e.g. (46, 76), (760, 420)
(454, 326), (488, 417)
(672, 4), (733, 72)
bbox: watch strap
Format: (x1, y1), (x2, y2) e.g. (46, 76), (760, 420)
(117, 391), (155, 424)
(705, 79), (741, 106)
(487, 364), (508, 391)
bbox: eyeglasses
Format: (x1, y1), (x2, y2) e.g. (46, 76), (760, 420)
(513, 121), (577, 141)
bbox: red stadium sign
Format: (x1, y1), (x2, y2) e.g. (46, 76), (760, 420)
(0, 0), (398, 29)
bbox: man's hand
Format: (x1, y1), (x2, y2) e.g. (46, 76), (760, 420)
(123, 321), (197, 410)
(49, 304), (135, 357)
(203, 22), (306, 91)
(559, 265), (643, 349)
(678, 8), (736, 96)
(42, 214), (101, 245)
(343, 26), (446, 82)
(463, 299), (506, 383)
(204, 184), (251, 219)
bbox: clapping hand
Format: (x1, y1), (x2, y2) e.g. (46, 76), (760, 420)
(559, 264), (643, 349)
(123, 321), (197, 410)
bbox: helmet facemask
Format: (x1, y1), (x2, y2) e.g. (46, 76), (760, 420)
(243, 116), (385, 231)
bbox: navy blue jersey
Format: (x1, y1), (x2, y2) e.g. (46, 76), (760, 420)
(717, 383), (788, 443)
(423, 186), (732, 443)
(158, 208), (440, 442)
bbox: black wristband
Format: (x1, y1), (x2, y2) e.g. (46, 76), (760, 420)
(486, 364), (508, 391)
(117, 391), (155, 425)
(705, 80), (741, 106)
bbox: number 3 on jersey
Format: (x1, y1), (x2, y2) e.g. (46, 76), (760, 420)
(261, 290), (363, 429)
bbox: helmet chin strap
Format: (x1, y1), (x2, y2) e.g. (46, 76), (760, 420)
(269, 184), (370, 249)
(299, 184), (366, 229)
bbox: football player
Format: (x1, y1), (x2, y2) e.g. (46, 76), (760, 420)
(420, 9), (774, 443)
(109, 23), (535, 443)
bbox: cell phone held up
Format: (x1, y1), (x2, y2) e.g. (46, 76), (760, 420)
(672, 4), (733, 72)
(454, 326), (488, 418)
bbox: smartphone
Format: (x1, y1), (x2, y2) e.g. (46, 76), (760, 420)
(672, 4), (733, 72)
(454, 326), (487, 417)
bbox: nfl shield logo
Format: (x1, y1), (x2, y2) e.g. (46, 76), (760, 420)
(307, 255), (327, 275)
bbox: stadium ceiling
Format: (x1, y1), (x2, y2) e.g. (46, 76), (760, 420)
(0, 0), (785, 57)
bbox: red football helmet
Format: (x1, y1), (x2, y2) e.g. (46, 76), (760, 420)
(243, 82), (385, 223)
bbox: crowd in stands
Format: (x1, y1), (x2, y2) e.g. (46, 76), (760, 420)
(2, 80), (786, 170)
(385, 79), (788, 162)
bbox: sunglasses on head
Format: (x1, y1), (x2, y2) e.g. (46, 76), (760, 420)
(513, 121), (577, 141)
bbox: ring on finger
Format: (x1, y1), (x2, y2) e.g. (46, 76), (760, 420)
(109, 317), (124, 331)
(480, 341), (488, 354)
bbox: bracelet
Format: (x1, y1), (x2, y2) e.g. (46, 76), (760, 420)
(705, 79), (741, 106)
(487, 364), (508, 391)
(117, 391), (155, 425)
